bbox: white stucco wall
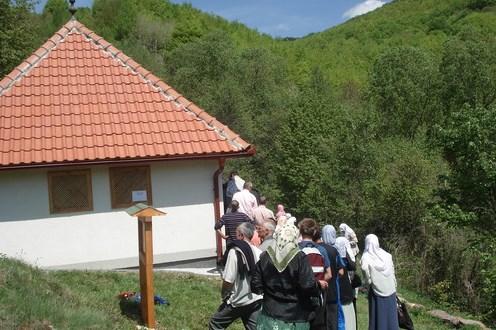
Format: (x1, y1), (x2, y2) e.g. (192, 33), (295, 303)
(0, 160), (222, 269)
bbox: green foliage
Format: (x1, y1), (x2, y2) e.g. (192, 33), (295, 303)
(467, 0), (496, 10)
(368, 47), (440, 138)
(41, 0), (69, 35)
(2, 0), (495, 325)
(273, 68), (338, 218)
(439, 32), (496, 112)
(437, 104), (496, 230)
(92, 0), (139, 41)
(0, 0), (36, 77)
(364, 139), (446, 240)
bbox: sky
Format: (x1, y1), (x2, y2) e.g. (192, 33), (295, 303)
(36, 0), (392, 38)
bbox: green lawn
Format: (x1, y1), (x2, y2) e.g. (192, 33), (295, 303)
(0, 256), (481, 329)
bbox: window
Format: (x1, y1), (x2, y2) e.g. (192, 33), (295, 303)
(48, 169), (93, 214)
(109, 166), (152, 208)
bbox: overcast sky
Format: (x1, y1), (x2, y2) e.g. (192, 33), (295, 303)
(37, 0), (392, 38)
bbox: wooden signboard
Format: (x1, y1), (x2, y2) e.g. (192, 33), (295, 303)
(126, 203), (166, 329)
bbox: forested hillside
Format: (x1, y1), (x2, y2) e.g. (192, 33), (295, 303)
(1, 0), (495, 325)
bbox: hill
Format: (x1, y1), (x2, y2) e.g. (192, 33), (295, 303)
(0, 255), (477, 329)
(1, 0), (495, 325)
(283, 0), (496, 89)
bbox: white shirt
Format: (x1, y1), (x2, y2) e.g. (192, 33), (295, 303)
(232, 189), (258, 219)
(362, 252), (397, 297)
(223, 244), (263, 307)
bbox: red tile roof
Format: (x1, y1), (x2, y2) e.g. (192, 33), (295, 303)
(0, 20), (253, 169)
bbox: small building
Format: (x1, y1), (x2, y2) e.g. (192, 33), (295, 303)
(0, 20), (253, 269)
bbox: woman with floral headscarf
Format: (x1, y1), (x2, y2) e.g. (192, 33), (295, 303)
(361, 234), (398, 330)
(251, 223), (321, 330)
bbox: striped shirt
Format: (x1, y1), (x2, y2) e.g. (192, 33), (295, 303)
(299, 240), (330, 281)
(215, 211), (252, 242)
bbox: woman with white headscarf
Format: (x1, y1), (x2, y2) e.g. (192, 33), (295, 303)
(361, 234), (398, 330)
(335, 237), (357, 330)
(339, 223), (359, 257)
(251, 223), (320, 329)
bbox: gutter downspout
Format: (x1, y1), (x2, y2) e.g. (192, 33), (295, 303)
(213, 158), (225, 264)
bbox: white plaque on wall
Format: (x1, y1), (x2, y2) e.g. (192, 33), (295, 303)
(132, 190), (148, 202)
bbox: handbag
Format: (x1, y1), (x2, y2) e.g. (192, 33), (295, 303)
(397, 296), (414, 330)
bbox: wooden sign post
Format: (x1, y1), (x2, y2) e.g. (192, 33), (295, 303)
(126, 203), (166, 329)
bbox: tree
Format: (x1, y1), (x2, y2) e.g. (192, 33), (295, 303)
(437, 104), (496, 230)
(0, 0), (36, 77)
(439, 32), (496, 113)
(368, 47), (439, 138)
(41, 0), (69, 34)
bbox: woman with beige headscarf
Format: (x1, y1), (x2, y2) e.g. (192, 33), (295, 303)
(251, 222), (321, 329)
(361, 234), (398, 330)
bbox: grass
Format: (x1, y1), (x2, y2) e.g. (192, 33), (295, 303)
(0, 256), (483, 329)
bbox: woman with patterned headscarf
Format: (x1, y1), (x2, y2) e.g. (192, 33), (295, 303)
(251, 223), (321, 330)
(361, 234), (398, 330)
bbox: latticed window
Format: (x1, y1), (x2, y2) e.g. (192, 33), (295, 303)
(48, 170), (93, 214)
(109, 166), (152, 208)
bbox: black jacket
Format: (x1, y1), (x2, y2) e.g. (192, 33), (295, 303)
(318, 243), (342, 304)
(338, 253), (356, 305)
(251, 250), (320, 323)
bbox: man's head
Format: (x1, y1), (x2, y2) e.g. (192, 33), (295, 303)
(236, 222), (255, 242)
(230, 200), (239, 212)
(298, 218), (319, 240)
(243, 181), (253, 191)
(259, 196), (267, 205)
(312, 226), (322, 242)
(256, 221), (275, 240)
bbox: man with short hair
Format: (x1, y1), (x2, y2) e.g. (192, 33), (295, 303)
(298, 218), (332, 330)
(232, 182), (258, 219)
(215, 200), (252, 243)
(257, 221), (275, 252)
(209, 222), (262, 330)
(252, 196), (275, 224)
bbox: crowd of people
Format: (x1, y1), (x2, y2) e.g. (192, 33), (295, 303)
(212, 173), (400, 330)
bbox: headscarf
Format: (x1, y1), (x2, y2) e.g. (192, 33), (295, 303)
(267, 222), (300, 272)
(361, 234), (394, 277)
(322, 225), (336, 246)
(339, 223), (356, 240)
(335, 237), (355, 262)
(339, 223), (359, 256)
(285, 213), (296, 225)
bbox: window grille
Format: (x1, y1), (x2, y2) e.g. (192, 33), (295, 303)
(109, 166), (152, 208)
(48, 170), (93, 214)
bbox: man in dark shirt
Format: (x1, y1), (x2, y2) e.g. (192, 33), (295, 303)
(215, 200), (253, 267)
(215, 200), (252, 243)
